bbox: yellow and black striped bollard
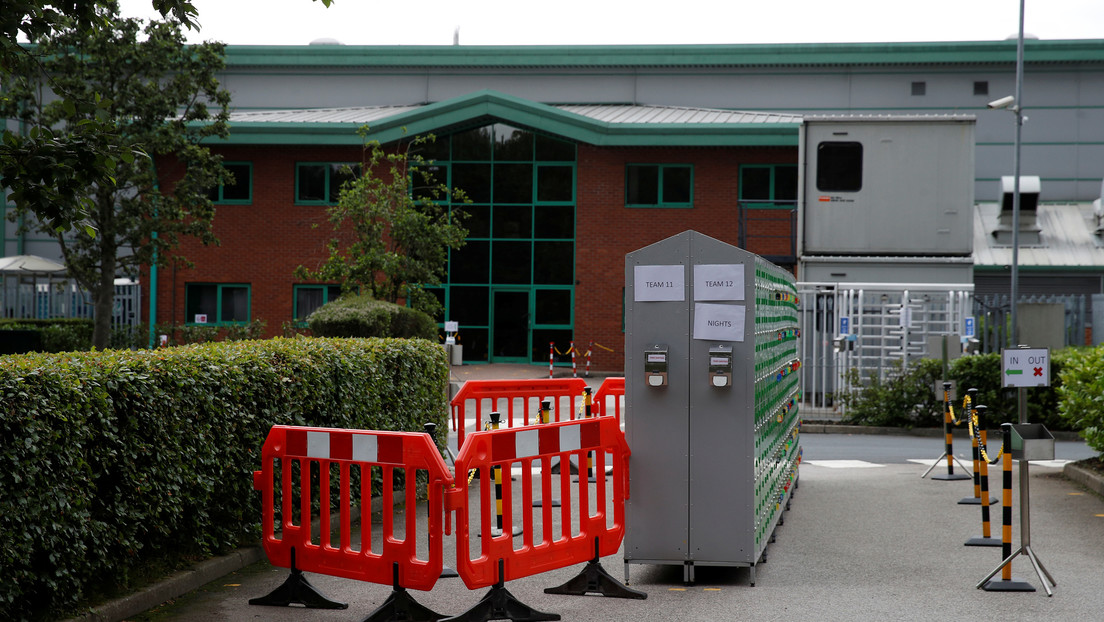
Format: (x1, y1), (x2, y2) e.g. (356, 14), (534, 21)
(980, 422), (1035, 591)
(964, 405), (1001, 547)
(533, 400), (561, 508)
(925, 381), (970, 480)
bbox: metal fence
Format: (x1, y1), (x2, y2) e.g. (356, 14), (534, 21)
(971, 293), (1088, 354)
(1, 277), (141, 328)
(798, 283), (1091, 414)
(798, 282), (974, 411)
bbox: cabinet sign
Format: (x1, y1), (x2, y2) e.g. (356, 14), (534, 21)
(694, 263), (744, 301)
(634, 264), (685, 301)
(693, 303), (746, 342)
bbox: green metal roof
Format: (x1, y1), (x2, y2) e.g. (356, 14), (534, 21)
(220, 90), (802, 147)
(223, 40), (1104, 69)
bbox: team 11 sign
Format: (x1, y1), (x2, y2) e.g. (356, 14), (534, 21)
(1001, 347), (1050, 388)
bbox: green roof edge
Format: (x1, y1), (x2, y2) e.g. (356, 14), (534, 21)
(223, 40), (1104, 69)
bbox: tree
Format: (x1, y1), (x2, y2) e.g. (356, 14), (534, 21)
(7, 2), (231, 348)
(1, 1), (331, 233)
(1, 1), (201, 234)
(297, 130), (469, 319)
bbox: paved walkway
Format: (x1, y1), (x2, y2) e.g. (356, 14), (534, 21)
(111, 460), (1104, 621)
(70, 364), (1104, 621)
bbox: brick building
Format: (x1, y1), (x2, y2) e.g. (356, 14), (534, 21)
(156, 92), (802, 369)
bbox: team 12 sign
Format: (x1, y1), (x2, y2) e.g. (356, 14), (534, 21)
(1001, 348), (1049, 388)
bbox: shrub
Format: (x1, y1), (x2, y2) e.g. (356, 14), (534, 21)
(835, 357), (944, 428)
(951, 351), (1066, 430)
(1057, 346), (1104, 455)
(835, 351), (1072, 431)
(0, 318), (93, 352)
(308, 293), (437, 340)
(0, 337), (448, 621)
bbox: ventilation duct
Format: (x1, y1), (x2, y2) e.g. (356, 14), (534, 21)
(993, 175), (1041, 245)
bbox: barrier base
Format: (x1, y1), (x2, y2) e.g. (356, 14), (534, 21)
(362, 563), (446, 622)
(981, 578), (1036, 592)
(441, 565), (460, 579)
(442, 560), (560, 622)
(482, 525), (524, 538)
(549, 459), (578, 476)
(544, 539), (647, 600)
(248, 549), (348, 610)
(361, 586), (445, 622)
(964, 536), (1003, 547)
(931, 472), (971, 481)
(958, 496), (998, 505)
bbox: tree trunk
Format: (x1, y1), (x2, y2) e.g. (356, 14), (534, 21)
(91, 260), (116, 350)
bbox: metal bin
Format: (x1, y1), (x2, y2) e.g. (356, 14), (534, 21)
(1008, 423), (1054, 461)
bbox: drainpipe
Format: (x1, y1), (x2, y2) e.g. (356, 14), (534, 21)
(148, 162), (159, 349)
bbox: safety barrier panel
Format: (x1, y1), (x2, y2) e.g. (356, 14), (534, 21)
(593, 377), (625, 426)
(252, 426), (452, 592)
(447, 415), (631, 590)
(449, 378), (588, 448)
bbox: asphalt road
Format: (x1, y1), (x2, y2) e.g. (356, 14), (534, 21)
(800, 431), (1096, 464)
(118, 431), (1104, 622)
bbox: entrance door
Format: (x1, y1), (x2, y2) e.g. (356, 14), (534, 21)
(491, 289), (530, 362)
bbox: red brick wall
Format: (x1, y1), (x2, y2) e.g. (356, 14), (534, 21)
(147, 142), (798, 365)
(574, 144), (797, 371)
(150, 145), (361, 334)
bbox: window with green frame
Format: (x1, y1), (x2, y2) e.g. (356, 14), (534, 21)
(739, 164), (798, 206)
(295, 162), (361, 204)
(293, 284), (343, 323)
(208, 162), (252, 204)
(184, 283), (250, 325)
(625, 164), (693, 207)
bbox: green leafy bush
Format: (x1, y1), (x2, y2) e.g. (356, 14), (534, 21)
(835, 351), (1070, 431)
(308, 293), (437, 340)
(835, 358), (944, 428)
(0, 337), (448, 621)
(0, 318), (93, 352)
(1057, 346), (1104, 454)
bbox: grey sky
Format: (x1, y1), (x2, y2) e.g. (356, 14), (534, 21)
(117, 0), (1103, 46)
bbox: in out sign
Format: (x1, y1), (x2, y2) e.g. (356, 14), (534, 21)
(1001, 348), (1049, 388)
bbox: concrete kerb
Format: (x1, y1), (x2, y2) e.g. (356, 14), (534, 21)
(65, 547), (267, 622)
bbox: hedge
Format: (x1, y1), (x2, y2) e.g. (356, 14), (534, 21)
(0, 337), (449, 621)
(1057, 346), (1104, 455)
(307, 294), (438, 340)
(0, 318), (94, 353)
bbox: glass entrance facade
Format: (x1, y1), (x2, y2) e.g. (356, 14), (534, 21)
(426, 123), (576, 363)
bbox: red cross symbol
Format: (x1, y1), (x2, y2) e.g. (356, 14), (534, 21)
(1034, 367), (1043, 376)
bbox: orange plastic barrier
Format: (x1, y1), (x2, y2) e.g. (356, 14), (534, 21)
(447, 415), (631, 589)
(252, 426), (452, 591)
(449, 378), (588, 448)
(592, 377), (625, 426)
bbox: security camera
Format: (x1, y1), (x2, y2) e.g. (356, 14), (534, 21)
(987, 95), (1016, 109)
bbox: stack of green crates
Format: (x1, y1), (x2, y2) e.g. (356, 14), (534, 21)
(752, 256), (802, 551)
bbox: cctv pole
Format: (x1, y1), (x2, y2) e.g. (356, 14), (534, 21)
(1009, 0), (1025, 346)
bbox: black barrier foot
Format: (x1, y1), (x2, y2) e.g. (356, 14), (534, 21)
(982, 578), (1036, 592)
(361, 563), (446, 622)
(544, 539), (647, 600)
(549, 458), (578, 476)
(965, 535), (1004, 548)
(441, 560), (560, 622)
(248, 547), (348, 609)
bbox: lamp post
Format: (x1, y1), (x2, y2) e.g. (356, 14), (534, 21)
(1009, 0), (1025, 346)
